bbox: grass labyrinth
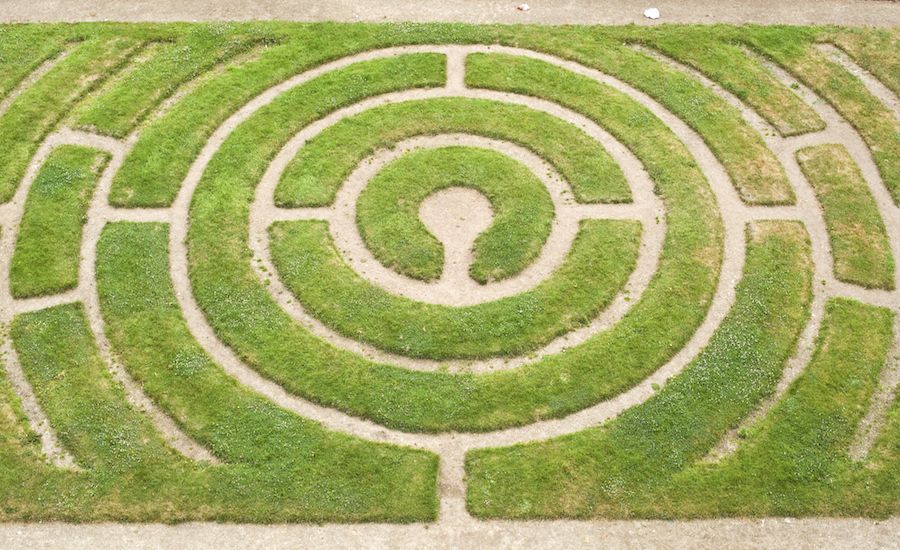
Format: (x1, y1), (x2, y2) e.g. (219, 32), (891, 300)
(0, 22), (897, 522)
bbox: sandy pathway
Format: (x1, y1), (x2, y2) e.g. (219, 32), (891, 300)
(0, 24), (898, 548)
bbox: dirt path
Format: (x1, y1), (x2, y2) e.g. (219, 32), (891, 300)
(0, 0), (899, 26)
(0, 24), (898, 550)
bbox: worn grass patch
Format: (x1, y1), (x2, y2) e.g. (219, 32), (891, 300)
(797, 143), (895, 290)
(10, 145), (109, 298)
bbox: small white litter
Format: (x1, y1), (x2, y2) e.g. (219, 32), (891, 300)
(643, 7), (661, 20)
(516, 3), (530, 12)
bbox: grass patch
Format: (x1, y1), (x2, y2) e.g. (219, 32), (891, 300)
(71, 26), (272, 138)
(10, 145), (109, 298)
(356, 146), (555, 284)
(465, 221), (814, 518)
(270, 219), (639, 360)
(797, 144), (895, 290)
(276, 97), (630, 207)
(625, 32), (824, 137)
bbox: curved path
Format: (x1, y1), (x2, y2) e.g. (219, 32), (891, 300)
(0, 35), (898, 547)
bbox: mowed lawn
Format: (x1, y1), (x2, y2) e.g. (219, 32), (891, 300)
(0, 22), (896, 522)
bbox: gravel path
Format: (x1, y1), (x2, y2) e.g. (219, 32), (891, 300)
(0, 16), (898, 549)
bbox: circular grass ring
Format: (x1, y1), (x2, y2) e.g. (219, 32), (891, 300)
(275, 97), (632, 208)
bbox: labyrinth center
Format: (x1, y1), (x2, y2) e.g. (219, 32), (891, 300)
(0, 26), (898, 522)
(188, 47), (717, 432)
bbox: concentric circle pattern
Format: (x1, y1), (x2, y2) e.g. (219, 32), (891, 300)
(0, 25), (897, 523)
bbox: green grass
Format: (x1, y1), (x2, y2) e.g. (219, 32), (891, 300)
(270, 219), (639, 360)
(797, 144), (895, 290)
(10, 145), (109, 298)
(188, 38), (721, 432)
(658, 298), (897, 517)
(356, 146), (556, 284)
(275, 97), (630, 207)
(0, 36), (141, 203)
(824, 28), (900, 97)
(71, 26), (272, 138)
(624, 31), (824, 137)
(477, 35), (792, 206)
(95, 222), (438, 521)
(107, 24), (483, 208)
(466, 221), (815, 518)
(0, 25), (67, 100)
(468, 296), (898, 518)
(1, 22), (896, 522)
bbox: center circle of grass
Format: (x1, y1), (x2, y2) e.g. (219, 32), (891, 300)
(356, 145), (555, 284)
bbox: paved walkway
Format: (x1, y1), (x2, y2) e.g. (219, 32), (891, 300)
(0, 0), (898, 26)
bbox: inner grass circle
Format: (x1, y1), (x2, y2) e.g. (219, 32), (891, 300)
(356, 145), (555, 284)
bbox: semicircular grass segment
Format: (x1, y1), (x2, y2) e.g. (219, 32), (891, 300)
(356, 146), (556, 284)
(188, 49), (722, 432)
(10, 145), (110, 298)
(274, 97), (631, 207)
(269, 219), (640, 360)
